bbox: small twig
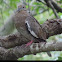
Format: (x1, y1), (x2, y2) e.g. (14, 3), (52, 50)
(28, 0), (30, 13)
(33, 9), (48, 16)
(3, 1), (14, 10)
(36, 0), (46, 5)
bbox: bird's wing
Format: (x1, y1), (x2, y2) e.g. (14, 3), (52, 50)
(25, 15), (46, 40)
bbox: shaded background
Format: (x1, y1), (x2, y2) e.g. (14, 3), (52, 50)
(0, 0), (62, 61)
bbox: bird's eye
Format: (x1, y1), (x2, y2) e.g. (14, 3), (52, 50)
(23, 7), (24, 8)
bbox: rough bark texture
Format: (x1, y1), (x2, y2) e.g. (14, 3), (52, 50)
(41, 19), (62, 38)
(0, 41), (62, 60)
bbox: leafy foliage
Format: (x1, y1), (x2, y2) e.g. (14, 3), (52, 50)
(57, 57), (62, 61)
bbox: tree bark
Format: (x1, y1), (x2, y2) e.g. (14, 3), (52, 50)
(0, 41), (62, 60)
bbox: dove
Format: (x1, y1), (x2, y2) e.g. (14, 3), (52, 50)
(13, 4), (51, 57)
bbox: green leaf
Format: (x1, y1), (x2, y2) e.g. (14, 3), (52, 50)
(57, 57), (62, 61)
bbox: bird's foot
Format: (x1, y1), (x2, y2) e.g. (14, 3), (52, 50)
(26, 40), (33, 47)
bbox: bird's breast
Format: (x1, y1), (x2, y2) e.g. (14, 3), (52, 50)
(14, 14), (27, 30)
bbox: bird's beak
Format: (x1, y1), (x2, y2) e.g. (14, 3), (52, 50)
(17, 8), (22, 12)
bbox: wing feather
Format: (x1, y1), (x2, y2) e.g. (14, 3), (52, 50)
(25, 15), (47, 40)
(25, 21), (38, 38)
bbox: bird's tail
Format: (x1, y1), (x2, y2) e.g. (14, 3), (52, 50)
(47, 52), (52, 57)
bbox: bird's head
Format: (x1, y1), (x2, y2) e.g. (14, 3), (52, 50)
(17, 3), (26, 12)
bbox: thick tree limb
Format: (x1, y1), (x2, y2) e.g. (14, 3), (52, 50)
(41, 19), (62, 38)
(0, 19), (62, 49)
(0, 41), (62, 60)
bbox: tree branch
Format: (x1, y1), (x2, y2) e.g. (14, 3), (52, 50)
(44, 0), (62, 13)
(0, 41), (62, 60)
(0, 19), (62, 49)
(37, 0), (62, 18)
(42, 19), (62, 38)
(47, 0), (59, 18)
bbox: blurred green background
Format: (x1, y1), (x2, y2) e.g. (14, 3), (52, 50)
(0, 0), (62, 61)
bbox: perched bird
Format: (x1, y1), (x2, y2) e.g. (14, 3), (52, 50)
(13, 4), (51, 57)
